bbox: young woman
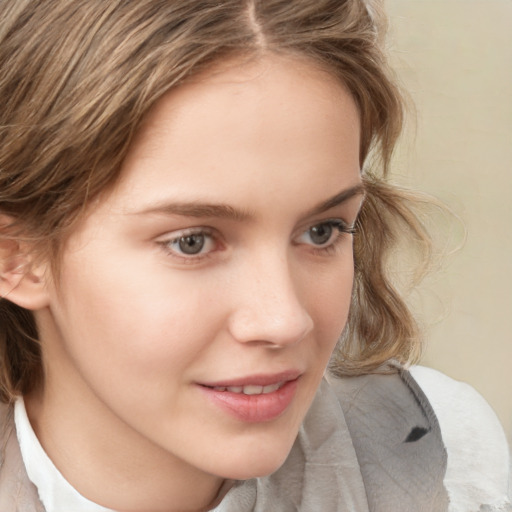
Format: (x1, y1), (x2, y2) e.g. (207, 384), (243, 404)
(0, 1), (509, 511)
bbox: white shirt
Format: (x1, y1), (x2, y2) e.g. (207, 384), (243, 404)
(410, 366), (511, 512)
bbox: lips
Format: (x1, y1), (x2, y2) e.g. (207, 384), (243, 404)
(198, 371), (301, 423)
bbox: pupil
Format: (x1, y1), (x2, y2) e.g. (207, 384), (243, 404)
(310, 224), (332, 245)
(178, 234), (205, 254)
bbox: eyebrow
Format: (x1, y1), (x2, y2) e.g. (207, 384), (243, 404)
(303, 184), (365, 217)
(134, 202), (253, 221)
(133, 184), (365, 221)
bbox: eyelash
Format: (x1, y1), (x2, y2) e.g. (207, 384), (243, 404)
(156, 220), (356, 263)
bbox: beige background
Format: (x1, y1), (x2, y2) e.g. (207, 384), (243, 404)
(386, 0), (512, 440)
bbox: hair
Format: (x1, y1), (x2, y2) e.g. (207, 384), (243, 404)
(0, 0), (431, 402)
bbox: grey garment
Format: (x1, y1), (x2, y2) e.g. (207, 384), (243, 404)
(0, 405), (44, 512)
(331, 369), (450, 511)
(0, 370), (449, 511)
(216, 370), (449, 512)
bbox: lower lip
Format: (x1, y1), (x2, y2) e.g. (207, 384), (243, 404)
(198, 379), (299, 423)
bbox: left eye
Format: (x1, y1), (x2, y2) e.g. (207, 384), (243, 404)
(298, 221), (353, 247)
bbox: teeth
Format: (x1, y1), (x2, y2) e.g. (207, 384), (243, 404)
(241, 385), (263, 395)
(262, 383), (281, 393)
(212, 382), (284, 395)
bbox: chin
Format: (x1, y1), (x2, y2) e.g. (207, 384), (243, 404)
(210, 436), (297, 481)
(219, 457), (289, 481)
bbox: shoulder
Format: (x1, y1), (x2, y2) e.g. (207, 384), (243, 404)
(0, 400), (14, 461)
(328, 369), (451, 510)
(0, 400), (45, 512)
(410, 366), (511, 511)
(327, 367), (511, 511)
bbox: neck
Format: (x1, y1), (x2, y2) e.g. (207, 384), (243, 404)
(24, 381), (226, 512)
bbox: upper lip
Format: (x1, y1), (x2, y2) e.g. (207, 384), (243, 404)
(199, 370), (302, 388)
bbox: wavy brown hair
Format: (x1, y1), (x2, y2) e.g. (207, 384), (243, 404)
(0, 0), (430, 402)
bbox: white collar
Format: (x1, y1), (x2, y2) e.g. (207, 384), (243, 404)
(14, 397), (113, 512)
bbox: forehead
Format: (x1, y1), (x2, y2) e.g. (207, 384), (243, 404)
(101, 54), (361, 216)
(130, 55), (359, 158)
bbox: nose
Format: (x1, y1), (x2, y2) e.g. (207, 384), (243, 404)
(226, 252), (314, 348)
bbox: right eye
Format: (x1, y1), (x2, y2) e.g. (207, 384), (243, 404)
(173, 233), (208, 255)
(156, 228), (217, 260)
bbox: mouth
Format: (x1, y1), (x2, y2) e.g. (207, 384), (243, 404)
(198, 372), (301, 423)
(199, 370), (301, 393)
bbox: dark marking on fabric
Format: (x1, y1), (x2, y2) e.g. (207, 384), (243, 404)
(404, 426), (430, 443)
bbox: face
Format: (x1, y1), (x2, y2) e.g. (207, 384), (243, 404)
(35, 56), (363, 487)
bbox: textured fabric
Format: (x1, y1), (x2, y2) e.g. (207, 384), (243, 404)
(0, 368), (509, 511)
(329, 369), (450, 511)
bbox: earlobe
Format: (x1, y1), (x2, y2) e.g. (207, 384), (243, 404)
(0, 240), (50, 311)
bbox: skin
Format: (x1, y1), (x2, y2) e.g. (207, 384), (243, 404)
(22, 55), (363, 511)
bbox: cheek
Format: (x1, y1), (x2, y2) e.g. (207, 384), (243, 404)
(51, 252), (223, 383)
(304, 253), (355, 344)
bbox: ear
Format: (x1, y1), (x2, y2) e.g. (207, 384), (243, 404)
(0, 229), (50, 311)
